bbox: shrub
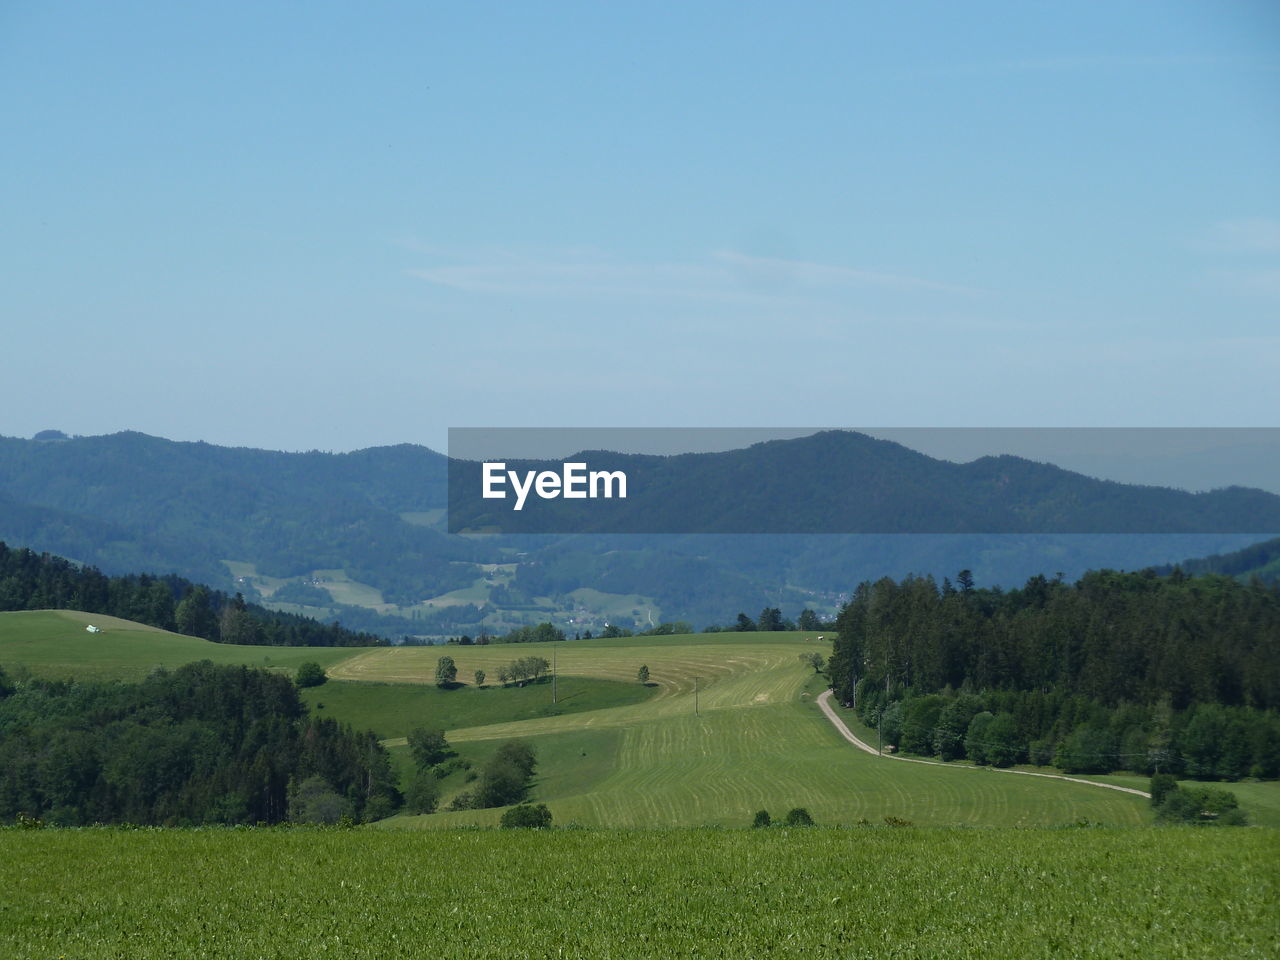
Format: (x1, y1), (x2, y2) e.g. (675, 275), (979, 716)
(432, 757), (471, 780)
(447, 791), (475, 812)
(294, 662), (327, 688)
(288, 776), (352, 825)
(1149, 773), (1179, 808)
(783, 807), (814, 827)
(404, 770), (441, 815)
(474, 762), (527, 808)
(500, 803), (553, 828)
(752, 809), (771, 828)
(362, 793), (399, 822)
(1156, 786), (1246, 825)
(407, 728), (453, 770)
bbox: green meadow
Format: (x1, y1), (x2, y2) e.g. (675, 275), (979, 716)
(0, 610), (356, 681)
(300, 674), (654, 740)
(3, 827), (1275, 959)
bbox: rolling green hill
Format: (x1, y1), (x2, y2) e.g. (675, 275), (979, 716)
(0, 620), (1176, 827)
(1159, 535), (1280, 584)
(308, 633), (1153, 828)
(0, 610), (360, 681)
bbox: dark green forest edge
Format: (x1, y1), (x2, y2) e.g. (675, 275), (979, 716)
(827, 570), (1280, 794)
(0, 542), (383, 647)
(0, 661), (400, 826)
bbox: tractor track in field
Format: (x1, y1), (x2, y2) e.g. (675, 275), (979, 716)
(816, 690), (1151, 799)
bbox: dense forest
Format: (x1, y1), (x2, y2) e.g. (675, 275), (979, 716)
(0, 661), (400, 825)
(0, 542), (384, 646)
(828, 569), (1280, 780)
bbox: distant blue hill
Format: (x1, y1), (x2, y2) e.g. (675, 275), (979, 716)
(0, 430), (1271, 633)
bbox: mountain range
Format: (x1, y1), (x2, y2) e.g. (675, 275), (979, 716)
(0, 429), (1273, 637)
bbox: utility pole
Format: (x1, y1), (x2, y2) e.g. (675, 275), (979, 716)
(552, 647), (557, 704)
(694, 676), (700, 716)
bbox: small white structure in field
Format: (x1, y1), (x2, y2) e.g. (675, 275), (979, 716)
(85, 624), (101, 634)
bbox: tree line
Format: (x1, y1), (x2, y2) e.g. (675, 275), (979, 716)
(0, 661), (401, 825)
(828, 569), (1280, 780)
(707, 608), (831, 633)
(0, 542), (384, 647)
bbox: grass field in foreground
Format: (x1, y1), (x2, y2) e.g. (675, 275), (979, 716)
(3, 827), (1275, 959)
(0, 610), (360, 681)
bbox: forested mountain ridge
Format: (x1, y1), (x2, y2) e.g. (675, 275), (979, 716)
(1155, 536), (1280, 584)
(453, 430), (1280, 534)
(0, 430), (1273, 635)
(0, 431), (484, 603)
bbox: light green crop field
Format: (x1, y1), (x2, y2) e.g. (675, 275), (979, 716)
(2, 827), (1275, 959)
(0, 610), (359, 681)
(311, 568), (388, 609)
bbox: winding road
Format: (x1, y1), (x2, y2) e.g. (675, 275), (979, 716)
(816, 689), (1150, 799)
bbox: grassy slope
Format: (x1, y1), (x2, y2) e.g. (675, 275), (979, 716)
(0, 620), (1255, 829)
(300, 676), (653, 740)
(350, 633), (1152, 828)
(0, 610), (360, 681)
(5, 828), (1276, 960)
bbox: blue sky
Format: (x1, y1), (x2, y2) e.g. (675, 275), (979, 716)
(2, 1), (1277, 452)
